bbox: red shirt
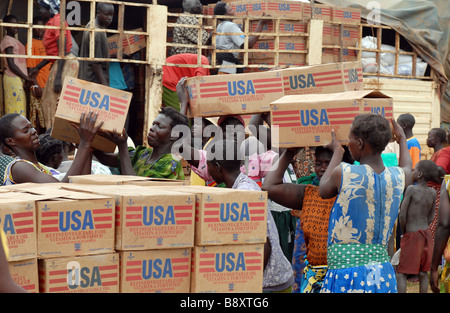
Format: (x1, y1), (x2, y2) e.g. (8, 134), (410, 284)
(431, 145), (450, 173)
(42, 14), (72, 57)
(162, 53), (209, 91)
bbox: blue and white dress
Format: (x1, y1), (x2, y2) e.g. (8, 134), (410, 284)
(321, 163), (405, 293)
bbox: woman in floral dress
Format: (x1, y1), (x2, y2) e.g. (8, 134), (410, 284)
(319, 114), (412, 293)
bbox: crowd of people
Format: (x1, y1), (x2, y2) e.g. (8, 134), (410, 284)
(1, 0), (450, 294)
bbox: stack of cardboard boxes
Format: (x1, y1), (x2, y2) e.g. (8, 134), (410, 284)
(203, 0), (360, 71)
(1, 177), (269, 293)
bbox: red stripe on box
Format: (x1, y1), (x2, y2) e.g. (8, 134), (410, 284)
(174, 272), (189, 277)
(110, 108), (126, 115)
(174, 205), (192, 210)
(273, 116), (298, 122)
(272, 110), (299, 116)
(12, 212), (33, 218)
(62, 96), (78, 103)
(110, 96), (128, 104)
(251, 216), (265, 221)
(41, 227), (59, 233)
(177, 220), (192, 225)
(16, 227), (34, 234)
(204, 203), (220, 208)
(66, 84), (81, 92)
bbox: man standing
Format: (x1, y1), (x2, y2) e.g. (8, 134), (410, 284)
(169, 0), (210, 56)
(78, 3), (114, 86)
(213, 1), (268, 74)
(38, 0), (78, 129)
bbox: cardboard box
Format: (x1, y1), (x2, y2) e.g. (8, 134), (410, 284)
(9, 258), (39, 293)
(282, 61), (363, 95)
(0, 197), (37, 262)
(334, 24), (359, 47)
(186, 61), (363, 117)
(302, 3), (332, 21)
(230, 0), (303, 18)
(61, 184), (195, 251)
(9, 185), (116, 258)
(51, 76), (132, 153)
(251, 36), (306, 59)
(107, 28), (146, 56)
(322, 48), (358, 64)
(170, 186), (267, 246)
(191, 244), (264, 293)
(332, 7), (361, 25)
(120, 248), (191, 293)
(69, 174), (189, 186)
(270, 90), (393, 147)
(185, 69), (285, 117)
(250, 19), (306, 40)
(39, 253), (119, 293)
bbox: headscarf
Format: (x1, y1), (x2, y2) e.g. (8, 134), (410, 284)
(38, 0), (60, 15)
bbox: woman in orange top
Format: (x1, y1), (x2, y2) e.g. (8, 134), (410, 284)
(262, 146), (343, 293)
(26, 17), (51, 130)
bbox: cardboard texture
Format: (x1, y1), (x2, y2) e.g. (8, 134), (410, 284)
(251, 36), (306, 60)
(249, 19), (306, 40)
(120, 248), (191, 293)
(185, 61), (363, 117)
(0, 197), (37, 262)
(51, 76), (132, 152)
(230, 0), (303, 18)
(38, 253), (120, 293)
(169, 186), (268, 246)
(9, 258), (39, 293)
(8, 185), (117, 258)
(69, 174), (189, 186)
(332, 7), (361, 25)
(302, 4), (332, 21)
(107, 28), (146, 56)
(191, 244), (264, 293)
(60, 184), (195, 251)
(270, 90), (393, 147)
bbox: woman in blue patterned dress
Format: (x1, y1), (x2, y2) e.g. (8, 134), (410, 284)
(319, 114), (412, 293)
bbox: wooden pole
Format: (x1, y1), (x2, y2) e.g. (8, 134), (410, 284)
(307, 19), (323, 65)
(143, 5), (167, 146)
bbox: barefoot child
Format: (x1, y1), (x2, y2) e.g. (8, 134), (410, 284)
(396, 160), (438, 293)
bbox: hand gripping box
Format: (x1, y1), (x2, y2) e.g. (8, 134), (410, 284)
(120, 248), (191, 293)
(61, 184), (195, 250)
(171, 186), (268, 246)
(38, 253), (120, 293)
(191, 244), (264, 293)
(9, 258), (39, 293)
(51, 76), (132, 152)
(270, 90), (393, 147)
(185, 61), (363, 117)
(0, 197), (38, 262)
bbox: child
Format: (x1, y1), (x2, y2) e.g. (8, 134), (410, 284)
(396, 160), (438, 293)
(78, 3), (114, 85)
(0, 15), (32, 116)
(319, 114), (412, 293)
(206, 139), (294, 292)
(397, 113), (421, 169)
(0, 111), (102, 184)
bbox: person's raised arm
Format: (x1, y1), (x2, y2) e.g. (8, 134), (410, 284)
(247, 13), (269, 49)
(98, 128), (135, 175)
(391, 118), (412, 187)
(319, 131), (344, 199)
(59, 111), (103, 182)
(261, 148), (306, 209)
(430, 180), (450, 293)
